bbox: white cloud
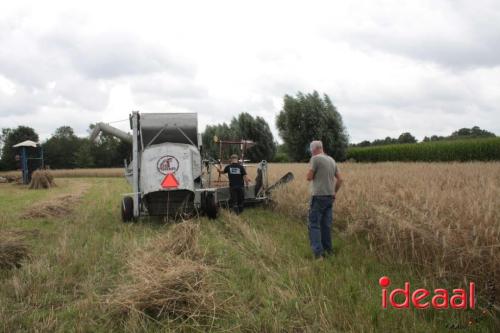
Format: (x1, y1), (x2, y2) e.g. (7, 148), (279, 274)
(0, 0), (499, 143)
(0, 75), (16, 96)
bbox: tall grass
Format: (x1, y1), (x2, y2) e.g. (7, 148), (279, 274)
(347, 137), (500, 162)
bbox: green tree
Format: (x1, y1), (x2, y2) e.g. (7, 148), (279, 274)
(230, 113), (276, 161)
(0, 126), (39, 170)
(88, 123), (131, 168)
(451, 126), (495, 139)
(351, 140), (371, 147)
(75, 138), (95, 168)
(371, 137), (398, 146)
(397, 132), (417, 144)
(430, 135), (443, 141)
(43, 126), (80, 168)
(273, 144), (290, 162)
(202, 123), (236, 160)
(0, 128), (10, 162)
(276, 91), (348, 161)
(202, 114), (276, 162)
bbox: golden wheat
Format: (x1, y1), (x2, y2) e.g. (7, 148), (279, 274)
(270, 162), (500, 293)
(0, 168), (123, 178)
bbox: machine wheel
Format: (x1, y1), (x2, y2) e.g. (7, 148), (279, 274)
(121, 196), (134, 222)
(205, 192), (218, 220)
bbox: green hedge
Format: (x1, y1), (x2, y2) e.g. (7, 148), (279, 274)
(347, 137), (500, 162)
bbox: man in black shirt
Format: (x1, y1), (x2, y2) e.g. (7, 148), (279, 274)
(219, 154), (251, 214)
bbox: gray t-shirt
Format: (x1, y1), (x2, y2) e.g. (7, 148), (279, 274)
(310, 154), (338, 196)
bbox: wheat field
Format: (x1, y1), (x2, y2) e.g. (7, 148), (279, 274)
(0, 168), (124, 178)
(270, 162), (500, 296)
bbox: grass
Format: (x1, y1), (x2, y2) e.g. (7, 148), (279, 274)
(0, 176), (497, 331)
(0, 178), (88, 221)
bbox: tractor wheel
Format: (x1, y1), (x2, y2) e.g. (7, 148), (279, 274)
(205, 192), (218, 220)
(121, 196), (134, 222)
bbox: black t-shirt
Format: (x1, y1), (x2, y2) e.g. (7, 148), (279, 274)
(223, 163), (247, 188)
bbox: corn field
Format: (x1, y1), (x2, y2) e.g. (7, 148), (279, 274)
(347, 137), (500, 162)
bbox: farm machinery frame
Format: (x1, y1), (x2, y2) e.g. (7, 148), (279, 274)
(90, 111), (293, 221)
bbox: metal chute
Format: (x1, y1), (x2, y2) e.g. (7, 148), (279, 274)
(89, 122), (132, 143)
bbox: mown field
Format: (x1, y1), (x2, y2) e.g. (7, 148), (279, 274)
(0, 163), (499, 332)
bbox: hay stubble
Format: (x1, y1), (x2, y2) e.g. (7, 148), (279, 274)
(21, 182), (89, 219)
(0, 231), (30, 269)
(108, 222), (220, 323)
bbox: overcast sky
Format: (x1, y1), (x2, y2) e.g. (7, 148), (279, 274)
(1, 0), (499, 143)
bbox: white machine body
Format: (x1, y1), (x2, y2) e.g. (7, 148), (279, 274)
(138, 143), (201, 194)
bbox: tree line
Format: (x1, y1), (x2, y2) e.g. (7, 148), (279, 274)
(0, 125), (130, 171)
(1, 91), (350, 170)
(201, 92), (349, 163)
(3, 91), (497, 169)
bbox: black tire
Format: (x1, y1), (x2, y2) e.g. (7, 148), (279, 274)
(205, 192), (218, 220)
(121, 196), (134, 223)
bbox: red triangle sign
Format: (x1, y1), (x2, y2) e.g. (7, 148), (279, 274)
(161, 173), (179, 188)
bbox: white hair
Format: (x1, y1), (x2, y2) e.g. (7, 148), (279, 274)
(310, 140), (323, 152)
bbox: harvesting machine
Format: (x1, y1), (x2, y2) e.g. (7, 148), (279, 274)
(90, 111), (293, 222)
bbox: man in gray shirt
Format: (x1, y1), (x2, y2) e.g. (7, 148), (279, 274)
(306, 140), (343, 258)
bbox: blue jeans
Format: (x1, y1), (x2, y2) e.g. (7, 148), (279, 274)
(308, 195), (334, 257)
